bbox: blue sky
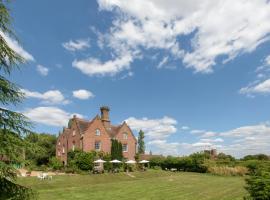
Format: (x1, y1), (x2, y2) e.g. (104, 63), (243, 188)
(5, 0), (270, 157)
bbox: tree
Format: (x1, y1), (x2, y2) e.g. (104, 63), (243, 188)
(137, 130), (145, 154)
(25, 132), (57, 166)
(0, 1), (34, 199)
(111, 139), (123, 160)
(245, 171), (270, 200)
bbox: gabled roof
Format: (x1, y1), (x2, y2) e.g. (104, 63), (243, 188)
(107, 125), (122, 138)
(74, 118), (89, 134)
(59, 114), (136, 142)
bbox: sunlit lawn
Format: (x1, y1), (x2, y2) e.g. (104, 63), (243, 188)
(18, 170), (247, 200)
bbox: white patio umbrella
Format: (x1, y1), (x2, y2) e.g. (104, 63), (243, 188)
(94, 159), (106, 163)
(125, 160), (136, 164)
(110, 159), (122, 163)
(139, 160), (149, 164)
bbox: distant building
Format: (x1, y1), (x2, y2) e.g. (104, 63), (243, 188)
(204, 149), (217, 159)
(56, 106), (137, 165)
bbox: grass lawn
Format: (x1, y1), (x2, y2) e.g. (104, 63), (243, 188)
(18, 170), (247, 200)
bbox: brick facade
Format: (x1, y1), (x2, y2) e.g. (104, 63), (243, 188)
(56, 107), (137, 164)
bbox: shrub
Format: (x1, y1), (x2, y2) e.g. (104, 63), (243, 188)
(244, 171), (270, 200)
(73, 151), (95, 171)
(49, 157), (62, 170)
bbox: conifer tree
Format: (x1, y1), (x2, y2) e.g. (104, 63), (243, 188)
(0, 1), (34, 199)
(138, 130), (145, 154)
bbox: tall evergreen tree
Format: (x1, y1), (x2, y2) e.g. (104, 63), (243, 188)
(137, 130), (145, 154)
(0, 1), (34, 199)
(111, 139), (123, 160)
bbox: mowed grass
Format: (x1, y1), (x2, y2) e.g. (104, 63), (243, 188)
(18, 170), (247, 200)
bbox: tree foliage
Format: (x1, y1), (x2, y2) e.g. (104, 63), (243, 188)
(0, 1), (34, 199)
(24, 132), (56, 166)
(137, 130), (145, 154)
(111, 139), (123, 160)
(245, 171), (270, 200)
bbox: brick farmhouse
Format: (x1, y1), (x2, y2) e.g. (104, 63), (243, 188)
(56, 106), (137, 164)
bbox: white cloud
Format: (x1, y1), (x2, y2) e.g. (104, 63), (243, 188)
(218, 122), (270, 157)
(0, 31), (34, 61)
(21, 89), (70, 105)
(190, 129), (205, 134)
(62, 39), (90, 51)
(181, 126), (190, 130)
(23, 106), (82, 127)
(200, 138), (224, 143)
(240, 54), (270, 96)
(125, 116), (177, 140)
(97, 0), (270, 73)
(36, 65), (49, 76)
(72, 89), (95, 100)
(240, 79), (270, 95)
(157, 56), (169, 69)
(72, 52), (133, 76)
(201, 131), (217, 138)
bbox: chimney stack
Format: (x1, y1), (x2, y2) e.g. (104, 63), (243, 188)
(100, 106), (110, 128)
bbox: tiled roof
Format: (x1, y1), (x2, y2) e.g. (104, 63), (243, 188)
(107, 125), (122, 138)
(75, 118), (89, 134)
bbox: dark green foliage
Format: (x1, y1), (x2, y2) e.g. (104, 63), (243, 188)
(73, 151), (95, 171)
(67, 150), (96, 171)
(245, 171), (270, 200)
(0, 178), (35, 200)
(137, 130), (145, 154)
(0, 1), (34, 199)
(24, 132), (57, 166)
(49, 157), (62, 170)
(243, 154), (269, 161)
(150, 152), (210, 173)
(111, 139), (123, 160)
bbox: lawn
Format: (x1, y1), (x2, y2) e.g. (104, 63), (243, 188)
(18, 170), (247, 200)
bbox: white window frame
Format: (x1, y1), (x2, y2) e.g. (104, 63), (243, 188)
(95, 129), (101, 136)
(122, 144), (128, 152)
(123, 132), (128, 139)
(95, 141), (101, 151)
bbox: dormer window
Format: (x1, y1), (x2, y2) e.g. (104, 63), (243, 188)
(123, 132), (128, 140)
(95, 129), (101, 136)
(72, 130), (76, 136)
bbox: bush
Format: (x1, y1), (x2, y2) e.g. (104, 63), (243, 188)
(149, 152), (208, 173)
(49, 157), (62, 170)
(72, 151), (95, 171)
(245, 171), (270, 200)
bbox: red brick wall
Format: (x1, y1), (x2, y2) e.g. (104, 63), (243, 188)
(115, 124), (137, 160)
(56, 131), (69, 165)
(83, 118), (111, 153)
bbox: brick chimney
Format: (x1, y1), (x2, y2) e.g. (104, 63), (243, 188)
(100, 106), (110, 129)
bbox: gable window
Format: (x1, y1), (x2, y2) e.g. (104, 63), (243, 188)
(95, 141), (101, 151)
(95, 129), (101, 136)
(123, 133), (128, 140)
(72, 130), (76, 136)
(122, 144), (128, 152)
